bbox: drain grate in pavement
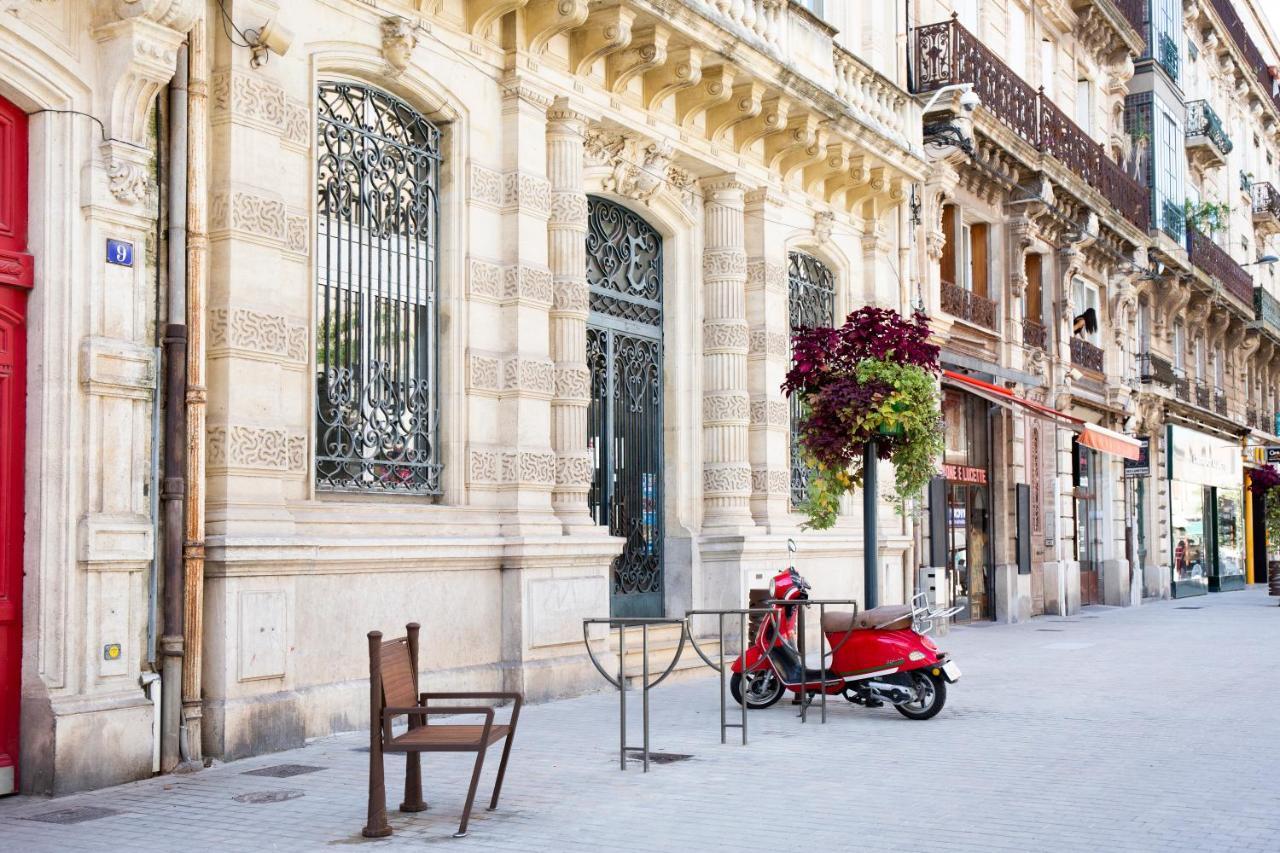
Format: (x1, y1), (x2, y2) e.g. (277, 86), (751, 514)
(1175, 606), (1203, 610)
(625, 750), (692, 764)
(22, 806), (121, 825)
(1036, 628), (1064, 632)
(232, 790), (306, 804)
(242, 764), (327, 778)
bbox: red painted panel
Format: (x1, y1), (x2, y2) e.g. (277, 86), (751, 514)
(0, 93), (31, 796)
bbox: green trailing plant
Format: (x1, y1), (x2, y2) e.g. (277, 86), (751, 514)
(784, 307), (944, 530)
(1251, 465), (1280, 548)
(1184, 199), (1231, 234)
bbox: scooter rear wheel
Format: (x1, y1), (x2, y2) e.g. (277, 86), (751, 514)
(893, 671), (947, 720)
(730, 670), (784, 709)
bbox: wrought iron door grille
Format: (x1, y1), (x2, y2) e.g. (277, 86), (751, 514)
(315, 82), (442, 495)
(788, 251), (835, 506)
(586, 197), (664, 616)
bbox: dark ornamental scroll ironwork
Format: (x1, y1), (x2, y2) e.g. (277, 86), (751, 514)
(788, 251), (835, 506)
(314, 82), (442, 495)
(586, 197), (664, 617)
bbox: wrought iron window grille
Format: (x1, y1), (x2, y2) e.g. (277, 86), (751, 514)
(1158, 33), (1180, 82)
(314, 82), (443, 496)
(788, 251), (835, 507)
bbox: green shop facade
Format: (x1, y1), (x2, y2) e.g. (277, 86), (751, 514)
(1165, 425), (1246, 597)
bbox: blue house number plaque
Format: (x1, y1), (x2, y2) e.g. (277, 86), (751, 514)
(106, 239), (133, 267)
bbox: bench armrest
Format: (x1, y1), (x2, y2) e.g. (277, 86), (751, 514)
(383, 705), (494, 719)
(419, 692), (523, 728)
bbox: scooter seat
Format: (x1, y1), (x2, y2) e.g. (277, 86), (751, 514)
(821, 605), (913, 632)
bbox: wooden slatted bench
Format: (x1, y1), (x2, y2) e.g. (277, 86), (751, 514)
(363, 623), (522, 839)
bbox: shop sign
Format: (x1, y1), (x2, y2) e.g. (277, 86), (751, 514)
(1166, 425), (1241, 489)
(1267, 446), (1280, 465)
(1123, 436), (1151, 478)
(943, 463), (987, 484)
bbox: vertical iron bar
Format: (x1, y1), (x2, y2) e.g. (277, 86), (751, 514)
(865, 439), (880, 609)
(739, 612), (748, 745)
(617, 624), (626, 771)
(819, 602), (827, 723)
(718, 612), (726, 744)
(798, 603), (807, 723)
(642, 623), (650, 772)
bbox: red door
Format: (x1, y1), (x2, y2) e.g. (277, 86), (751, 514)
(0, 95), (31, 796)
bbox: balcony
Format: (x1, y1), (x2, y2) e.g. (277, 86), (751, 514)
(1022, 318), (1047, 350)
(941, 279), (997, 332)
(1213, 390), (1228, 417)
(1071, 337), (1104, 374)
(1194, 380), (1211, 409)
(1185, 100), (1232, 169)
(1137, 352), (1175, 385)
(1160, 200), (1184, 242)
(915, 17), (1150, 233)
(1208, 0), (1280, 118)
(1255, 286), (1280, 338)
(1174, 370), (1191, 402)
(1248, 405), (1259, 430)
(1252, 182), (1280, 237)
(1157, 32), (1179, 82)
(1187, 226), (1254, 310)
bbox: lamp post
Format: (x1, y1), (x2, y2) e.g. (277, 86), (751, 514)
(863, 439), (879, 610)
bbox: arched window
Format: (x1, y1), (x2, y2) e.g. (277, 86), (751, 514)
(314, 82), (442, 494)
(788, 251), (835, 506)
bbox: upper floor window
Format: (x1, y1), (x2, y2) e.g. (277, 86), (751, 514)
(955, 0), (978, 32)
(1040, 39), (1056, 100)
(1008, 3), (1028, 79)
(796, 0), (824, 19)
(314, 82), (443, 495)
(1075, 79), (1093, 137)
(1173, 321), (1186, 371)
(1071, 278), (1100, 347)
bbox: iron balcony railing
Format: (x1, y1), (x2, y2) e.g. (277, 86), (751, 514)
(1137, 352), (1175, 385)
(1157, 32), (1179, 81)
(1248, 405), (1260, 430)
(1107, 0), (1145, 37)
(1185, 100), (1232, 156)
(1187, 225), (1254, 308)
(1252, 182), (1280, 220)
(1022, 318), (1047, 350)
(1208, 0), (1280, 118)
(1173, 369), (1191, 402)
(1256, 286), (1280, 337)
(1213, 390), (1227, 416)
(1195, 380), (1211, 409)
(914, 17), (1150, 232)
(940, 279), (997, 331)
(1071, 337), (1104, 373)
(1161, 199), (1184, 242)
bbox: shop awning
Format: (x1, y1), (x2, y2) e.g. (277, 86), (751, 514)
(941, 371), (1080, 425)
(942, 370), (1142, 460)
(1077, 423), (1143, 461)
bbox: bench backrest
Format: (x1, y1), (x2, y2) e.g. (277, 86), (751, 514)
(369, 623), (421, 714)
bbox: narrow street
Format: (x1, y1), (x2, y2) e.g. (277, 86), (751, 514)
(3, 588), (1277, 852)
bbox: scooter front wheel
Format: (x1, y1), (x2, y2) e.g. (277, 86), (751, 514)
(894, 671), (947, 720)
(729, 670), (784, 709)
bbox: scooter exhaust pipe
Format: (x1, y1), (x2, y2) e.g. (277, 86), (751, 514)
(867, 681), (913, 704)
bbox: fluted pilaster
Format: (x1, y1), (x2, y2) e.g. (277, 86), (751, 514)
(547, 98), (595, 531)
(701, 176), (754, 530)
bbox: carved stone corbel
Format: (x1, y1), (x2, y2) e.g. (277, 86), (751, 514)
(469, 0), (531, 37)
(526, 0), (588, 55)
(570, 5), (635, 77)
(676, 64), (734, 128)
(643, 44), (703, 111)
(734, 94), (791, 154)
(606, 24), (669, 94)
(706, 80), (766, 143)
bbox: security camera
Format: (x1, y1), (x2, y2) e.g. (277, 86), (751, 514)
(959, 88), (981, 112)
(246, 19), (294, 68)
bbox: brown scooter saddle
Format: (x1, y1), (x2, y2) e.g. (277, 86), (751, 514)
(821, 604), (913, 632)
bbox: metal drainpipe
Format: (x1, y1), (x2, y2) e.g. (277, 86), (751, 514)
(160, 42), (190, 773)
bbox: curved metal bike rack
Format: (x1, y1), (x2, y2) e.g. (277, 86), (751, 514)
(684, 607), (779, 745)
(582, 617), (687, 772)
(779, 598), (859, 724)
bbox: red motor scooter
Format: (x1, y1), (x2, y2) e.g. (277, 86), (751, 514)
(730, 565), (961, 720)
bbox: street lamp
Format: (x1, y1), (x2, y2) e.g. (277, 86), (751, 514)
(1242, 254), (1279, 267)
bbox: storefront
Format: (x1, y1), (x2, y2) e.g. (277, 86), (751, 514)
(1072, 437), (1103, 605)
(938, 388), (993, 622)
(1165, 425), (1244, 597)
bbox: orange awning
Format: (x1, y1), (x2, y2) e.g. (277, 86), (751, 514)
(1077, 423), (1143, 460)
(943, 370), (1141, 460)
(941, 370), (1081, 426)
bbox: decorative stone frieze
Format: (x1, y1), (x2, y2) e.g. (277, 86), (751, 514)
(703, 392), (750, 422)
(208, 308), (308, 364)
(502, 357), (556, 396)
(747, 329), (788, 357)
(583, 127), (674, 203)
(207, 425), (306, 473)
(750, 466), (790, 494)
(748, 399), (788, 428)
(210, 188), (287, 245)
(468, 449), (557, 485)
(469, 257), (503, 300)
(746, 259), (786, 293)
(502, 171), (551, 215)
(502, 264), (554, 305)
(470, 163), (503, 207)
(468, 353), (501, 393)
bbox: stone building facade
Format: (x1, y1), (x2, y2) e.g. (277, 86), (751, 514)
(2, 0), (921, 794)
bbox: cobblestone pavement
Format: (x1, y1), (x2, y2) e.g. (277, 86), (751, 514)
(4, 586), (1279, 852)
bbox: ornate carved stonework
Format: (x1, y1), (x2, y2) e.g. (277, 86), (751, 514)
(104, 145), (152, 204)
(502, 172), (551, 215)
(210, 189), (287, 244)
(703, 393), (750, 422)
(747, 329), (788, 357)
(381, 15), (418, 75)
(748, 399), (788, 427)
(469, 449), (557, 485)
(502, 357), (555, 396)
(207, 425), (306, 472)
(502, 264), (554, 305)
(583, 126), (676, 204)
(208, 308), (308, 363)
(470, 163), (503, 207)
(468, 258), (502, 300)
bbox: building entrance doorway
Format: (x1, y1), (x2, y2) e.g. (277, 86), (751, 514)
(0, 95), (31, 795)
(585, 197), (665, 617)
(1074, 439), (1102, 605)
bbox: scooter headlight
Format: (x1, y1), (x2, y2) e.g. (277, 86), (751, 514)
(768, 577), (776, 597)
(908, 651), (926, 662)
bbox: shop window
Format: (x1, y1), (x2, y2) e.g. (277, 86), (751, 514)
(314, 82), (443, 495)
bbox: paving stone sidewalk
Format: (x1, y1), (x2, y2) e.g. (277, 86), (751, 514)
(3, 587), (1279, 852)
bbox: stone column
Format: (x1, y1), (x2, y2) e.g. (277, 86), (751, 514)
(700, 176), (755, 531)
(546, 98), (595, 532)
(743, 188), (791, 529)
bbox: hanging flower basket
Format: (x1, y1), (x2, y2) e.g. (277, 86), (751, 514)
(784, 307), (944, 530)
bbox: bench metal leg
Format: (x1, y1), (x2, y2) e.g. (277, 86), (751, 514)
(455, 747), (489, 838)
(400, 752), (426, 813)
(488, 735), (515, 810)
